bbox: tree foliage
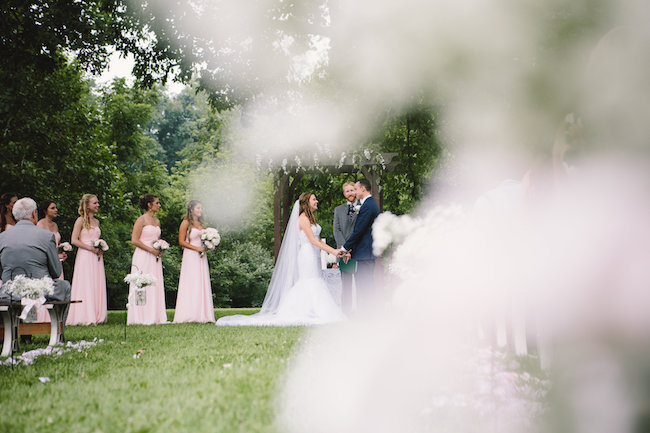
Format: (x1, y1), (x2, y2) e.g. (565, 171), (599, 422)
(1, 1), (443, 309)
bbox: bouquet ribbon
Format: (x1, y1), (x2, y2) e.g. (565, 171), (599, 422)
(19, 296), (46, 320)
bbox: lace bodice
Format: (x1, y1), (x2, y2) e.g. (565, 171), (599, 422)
(299, 224), (321, 246)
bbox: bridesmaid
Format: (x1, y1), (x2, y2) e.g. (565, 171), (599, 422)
(173, 200), (215, 323)
(0, 193), (16, 288)
(36, 200), (66, 322)
(127, 194), (167, 325)
(66, 194), (108, 325)
(0, 192), (17, 232)
(37, 200), (67, 274)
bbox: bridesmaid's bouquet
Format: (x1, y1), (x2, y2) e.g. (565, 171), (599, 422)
(93, 239), (109, 261)
(152, 239), (169, 262)
(199, 228), (220, 257)
(124, 272), (158, 306)
(57, 242), (72, 252)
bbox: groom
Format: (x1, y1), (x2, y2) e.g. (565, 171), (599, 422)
(339, 178), (380, 312)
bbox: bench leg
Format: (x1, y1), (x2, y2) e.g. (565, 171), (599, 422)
(1, 309), (19, 357)
(47, 304), (66, 346)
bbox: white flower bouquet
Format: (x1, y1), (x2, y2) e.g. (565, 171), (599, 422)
(57, 242), (72, 252)
(124, 272), (157, 306)
(152, 239), (169, 262)
(1, 275), (55, 321)
(199, 227), (221, 257)
(93, 239), (109, 261)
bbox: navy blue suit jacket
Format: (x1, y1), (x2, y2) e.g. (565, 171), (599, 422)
(343, 196), (380, 261)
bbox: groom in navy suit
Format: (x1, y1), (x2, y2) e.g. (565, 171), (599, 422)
(339, 178), (380, 312)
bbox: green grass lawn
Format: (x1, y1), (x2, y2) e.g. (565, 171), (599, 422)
(0, 309), (306, 433)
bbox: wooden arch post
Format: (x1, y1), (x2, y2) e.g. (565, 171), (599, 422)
(271, 152), (398, 261)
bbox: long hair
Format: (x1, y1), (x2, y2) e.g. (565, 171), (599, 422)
(298, 193), (317, 225)
(0, 192), (17, 232)
(184, 200), (205, 241)
(78, 194), (96, 230)
(38, 200), (55, 220)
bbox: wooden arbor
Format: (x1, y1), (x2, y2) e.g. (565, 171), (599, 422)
(272, 152), (399, 259)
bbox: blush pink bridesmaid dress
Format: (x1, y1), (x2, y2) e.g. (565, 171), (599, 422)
(127, 225), (167, 325)
(173, 228), (215, 323)
(66, 227), (108, 325)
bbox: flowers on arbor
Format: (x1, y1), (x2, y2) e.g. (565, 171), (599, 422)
(256, 147), (388, 175)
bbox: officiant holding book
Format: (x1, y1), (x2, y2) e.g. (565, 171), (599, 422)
(333, 182), (359, 315)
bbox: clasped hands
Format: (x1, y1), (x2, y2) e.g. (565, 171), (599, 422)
(335, 248), (351, 264)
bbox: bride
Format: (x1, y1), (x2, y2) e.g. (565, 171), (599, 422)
(216, 192), (347, 326)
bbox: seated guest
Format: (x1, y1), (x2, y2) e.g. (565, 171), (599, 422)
(0, 198), (71, 305)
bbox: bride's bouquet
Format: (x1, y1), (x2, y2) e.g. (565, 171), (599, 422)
(93, 239), (109, 261)
(152, 239), (169, 262)
(124, 272), (158, 306)
(1, 275), (55, 321)
(199, 227), (220, 257)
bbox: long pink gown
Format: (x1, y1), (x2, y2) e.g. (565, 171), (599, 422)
(35, 231), (63, 322)
(66, 227), (108, 325)
(127, 225), (167, 325)
(173, 228), (215, 323)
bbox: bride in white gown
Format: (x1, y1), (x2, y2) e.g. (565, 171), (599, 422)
(216, 193), (347, 326)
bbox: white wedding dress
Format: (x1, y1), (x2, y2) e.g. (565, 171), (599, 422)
(216, 202), (346, 326)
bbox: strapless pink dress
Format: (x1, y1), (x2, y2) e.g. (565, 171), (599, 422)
(127, 225), (167, 324)
(173, 228), (215, 323)
(66, 227), (108, 325)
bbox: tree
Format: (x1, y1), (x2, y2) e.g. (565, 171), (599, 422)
(377, 103), (442, 214)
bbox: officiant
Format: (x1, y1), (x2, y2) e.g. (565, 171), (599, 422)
(333, 182), (359, 315)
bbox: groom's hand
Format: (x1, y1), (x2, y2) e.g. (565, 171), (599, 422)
(342, 252), (351, 264)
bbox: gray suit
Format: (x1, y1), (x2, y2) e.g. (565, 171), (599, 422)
(0, 220), (70, 302)
(333, 202), (358, 314)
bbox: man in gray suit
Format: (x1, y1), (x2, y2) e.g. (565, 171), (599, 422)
(333, 182), (358, 315)
(0, 198), (70, 304)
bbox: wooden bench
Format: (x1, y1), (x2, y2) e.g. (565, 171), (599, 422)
(0, 300), (80, 357)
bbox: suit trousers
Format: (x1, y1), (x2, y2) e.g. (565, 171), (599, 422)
(355, 260), (375, 313)
(340, 270), (355, 315)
